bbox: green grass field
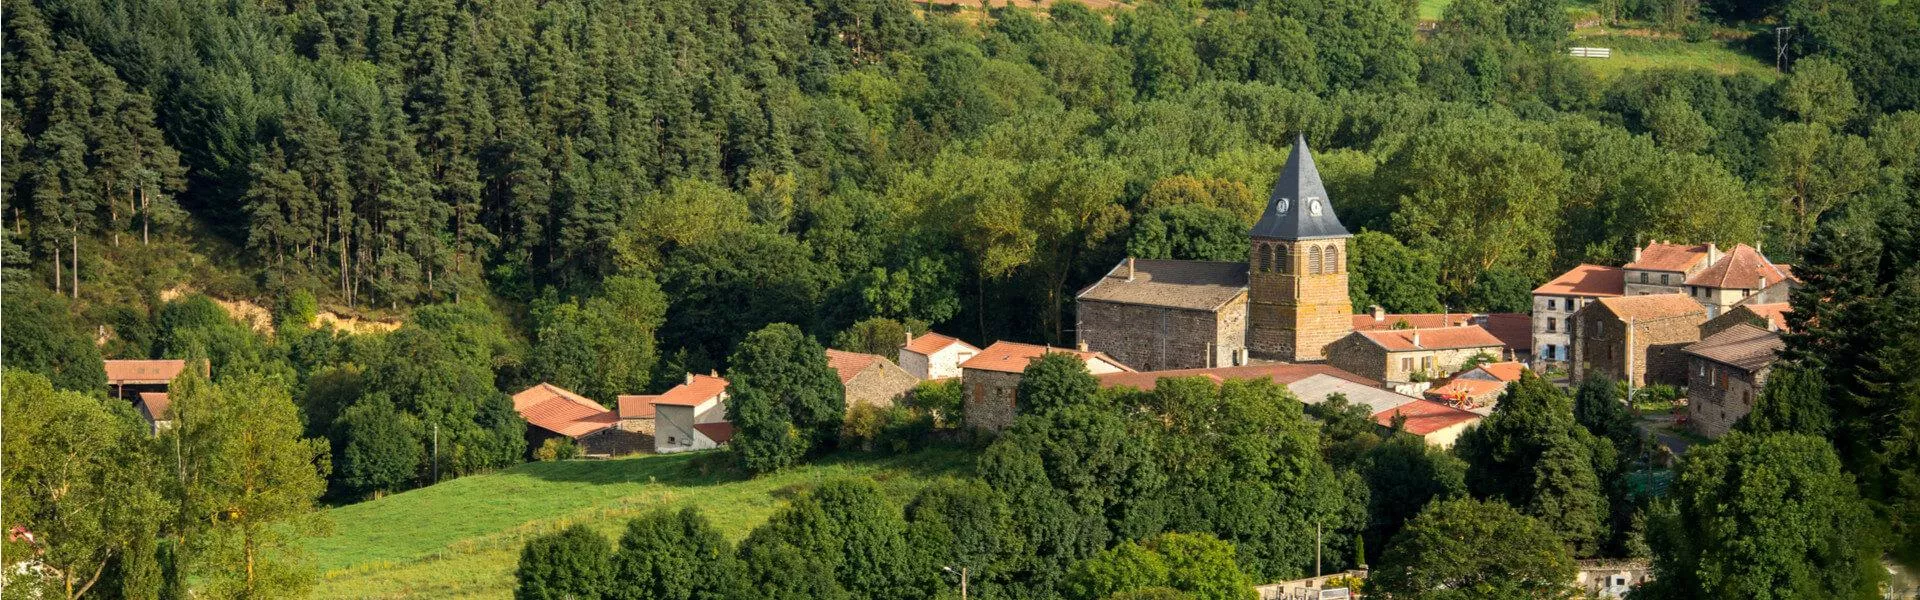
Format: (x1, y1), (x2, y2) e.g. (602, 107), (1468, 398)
(302, 448), (974, 599)
(1570, 34), (1780, 81)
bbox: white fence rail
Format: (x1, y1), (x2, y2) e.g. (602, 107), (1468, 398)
(1569, 46), (1614, 58)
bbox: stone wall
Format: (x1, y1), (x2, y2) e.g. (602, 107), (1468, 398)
(1327, 335), (1502, 384)
(1077, 298), (1244, 371)
(1624, 270), (1687, 296)
(962, 369), (1024, 431)
(618, 416), (656, 436)
(1532, 293), (1597, 364)
(1248, 238), (1351, 362)
(1687, 357), (1768, 437)
(1572, 311), (1704, 388)
(1325, 334), (1389, 382)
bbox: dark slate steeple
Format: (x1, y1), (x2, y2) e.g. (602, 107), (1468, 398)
(1251, 135), (1350, 241)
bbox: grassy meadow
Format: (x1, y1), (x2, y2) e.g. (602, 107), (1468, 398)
(301, 448), (975, 599)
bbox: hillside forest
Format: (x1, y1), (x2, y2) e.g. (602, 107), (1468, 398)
(3, 0), (1918, 596)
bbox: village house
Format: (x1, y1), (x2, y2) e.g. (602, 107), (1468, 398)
(650, 374), (732, 453)
(1569, 294), (1708, 388)
(1075, 136), (1356, 367)
(1574, 560), (1653, 599)
(825, 349), (921, 408)
(897, 332), (979, 380)
(135, 392), (172, 435)
(1683, 323), (1785, 437)
(1680, 244), (1794, 318)
(962, 341), (1131, 431)
(1373, 398), (1483, 448)
(1425, 361), (1527, 412)
(511, 383), (641, 457)
(1074, 258), (1249, 370)
(104, 359), (193, 400)
(1351, 307), (1533, 363)
(1622, 241), (1719, 296)
(614, 394), (657, 436)
(1323, 326), (1507, 388)
(1531, 264), (1625, 365)
(1700, 302), (1792, 337)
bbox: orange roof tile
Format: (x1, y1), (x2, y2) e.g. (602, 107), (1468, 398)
(136, 392), (171, 421)
(1352, 313), (1473, 330)
(1475, 361), (1528, 382)
(1479, 313), (1532, 354)
(512, 383), (608, 412)
(903, 332), (979, 356)
(654, 375), (729, 406)
(1354, 326), (1506, 352)
(1096, 363), (1378, 391)
(1592, 294), (1705, 320)
(1374, 399), (1482, 435)
(512, 383), (616, 438)
(1685, 244), (1790, 289)
(693, 422), (735, 444)
(104, 359), (190, 385)
(1624, 242), (1712, 272)
(617, 395), (658, 419)
(1425, 378), (1507, 401)
(1740, 303), (1793, 331)
(825, 349), (881, 385)
(1533, 264), (1626, 297)
(960, 341), (1133, 374)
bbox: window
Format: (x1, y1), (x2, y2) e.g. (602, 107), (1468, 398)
(1545, 345), (1557, 360)
(1547, 317), (1558, 333)
(1323, 245), (1340, 273)
(1401, 357), (1413, 373)
(1640, 272), (1649, 283)
(1257, 244), (1271, 272)
(1420, 356), (1433, 372)
(1567, 298), (1576, 312)
(1308, 246), (1323, 274)
(1743, 390), (1752, 405)
(1698, 360), (1706, 378)
(1276, 245), (1289, 273)
(1548, 299), (1558, 311)
(1661, 273), (1670, 285)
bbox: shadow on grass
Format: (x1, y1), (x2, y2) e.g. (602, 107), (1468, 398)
(514, 443), (979, 488)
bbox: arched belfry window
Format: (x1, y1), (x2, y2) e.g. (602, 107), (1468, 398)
(1275, 244), (1289, 274)
(1308, 246), (1323, 275)
(1324, 245), (1340, 274)
(1257, 243), (1271, 272)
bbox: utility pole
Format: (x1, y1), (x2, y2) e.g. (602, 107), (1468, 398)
(1774, 26), (1793, 72)
(943, 566), (969, 600)
(1315, 521), (1323, 577)
(432, 423), (440, 484)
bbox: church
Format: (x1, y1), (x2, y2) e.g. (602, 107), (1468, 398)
(1074, 136), (1355, 370)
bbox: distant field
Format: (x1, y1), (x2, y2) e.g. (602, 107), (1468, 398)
(303, 449), (974, 599)
(1568, 33), (1780, 80)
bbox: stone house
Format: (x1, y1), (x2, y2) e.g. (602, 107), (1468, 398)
(511, 383), (642, 457)
(1568, 294), (1708, 388)
(961, 341), (1131, 431)
(1531, 264), (1625, 365)
(1700, 302), (1792, 337)
(1073, 136), (1357, 366)
(614, 394), (657, 436)
(898, 332), (979, 380)
(651, 374), (731, 453)
(1373, 399), (1483, 448)
(1622, 241), (1718, 296)
(1683, 324), (1784, 437)
(1679, 244), (1795, 318)
(1324, 326), (1507, 385)
(826, 349), (921, 408)
(1575, 560), (1653, 599)
(1351, 308), (1533, 364)
(1074, 258), (1249, 371)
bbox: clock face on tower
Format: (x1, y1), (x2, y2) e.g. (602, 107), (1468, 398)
(1308, 197), (1323, 217)
(1276, 198), (1291, 214)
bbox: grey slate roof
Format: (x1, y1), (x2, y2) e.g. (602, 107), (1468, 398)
(1075, 258), (1249, 311)
(1288, 373), (1418, 415)
(1683, 323), (1784, 372)
(1251, 136), (1351, 241)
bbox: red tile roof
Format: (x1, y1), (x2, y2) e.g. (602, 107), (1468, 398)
(960, 341), (1133, 374)
(693, 422), (735, 444)
(1096, 363), (1378, 391)
(1592, 294), (1705, 320)
(104, 359), (190, 385)
(1475, 361), (1528, 382)
(136, 392), (171, 421)
(654, 374), (729, 406)
(512, 383), (616, 438)
(1685, 244), (1790, 289)
(1533, 264), (1626, 297)
(1354, 326), (1506, 352)
(1425, 378), (1507, 402)
(1624, 242), (1712, 272)
(825, 349), (881, 385)
(1374, 399), (1482, 435)
(617, 395), (658, 419)
(1739, 303), (1793, 332)
(1683, 323), (1784, 372)
(903, 332), (978, 356)
(1478, 313), (1532, 354)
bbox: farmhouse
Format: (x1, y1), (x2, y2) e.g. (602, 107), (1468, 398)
(650, 374), (732, 453)
(897, 332), (979, 380)
(1373, 399), (1482, 448)
(1623, 241), (1717, 296)
(1075, 136), (1355, 367)
(1683, 323), (1784, 437)
(825, 349), (921, 408)
(961, 341), (1131, 431)
(104, 359), (194, 400)
(1680, 244), (1794, 318)
(511, 383), (641, 457)
(135, 392), (172, 435)
(1531, 264), (1625, 365)
(1323, 326), (1507, 387)
(1351, 308), (1533, 363)
(1568, 294), (1708, 388)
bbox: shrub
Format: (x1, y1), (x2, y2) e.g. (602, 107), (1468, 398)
(905, 379), (964, 426)
(534, 437), (581, 462)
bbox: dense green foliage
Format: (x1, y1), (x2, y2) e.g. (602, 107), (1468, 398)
(609, 508), (747, 600)
(1066, 532), (1257, 600)
(515, 525), (614, 600)
(725, 323), (847, 473)
(1368, 498), (1577, 600)
(1454, 373), (1611, 556)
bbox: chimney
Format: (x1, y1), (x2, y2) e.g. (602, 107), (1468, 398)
(1076, 340), (1089, 352)
(1371, 305), (1385, 322)
(1757, 275), (1767, 291)
(1632, 245), (1643, 262)
(685, 372), (695, 385)
(904, 330), (914, 347)
(1411, 331), (1422, 348)
(710, 369), (719, 377)
(1126, 257), (1136, 282)
(1706, 242), (1720, 265)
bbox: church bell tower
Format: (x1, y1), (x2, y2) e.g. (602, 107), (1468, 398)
(1247, 135), (1353, 362)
